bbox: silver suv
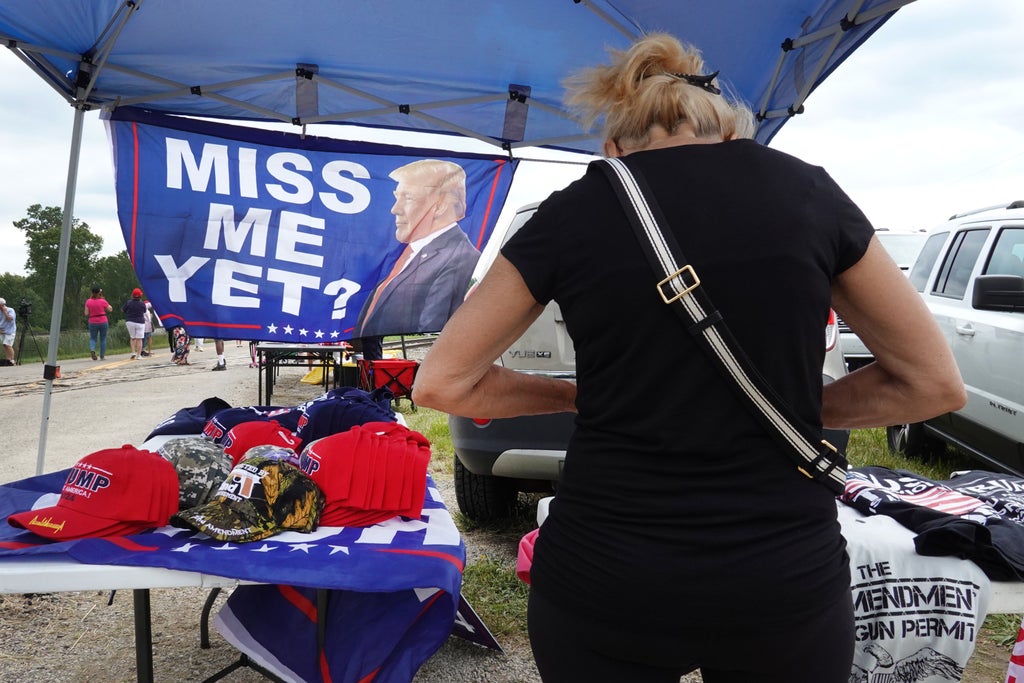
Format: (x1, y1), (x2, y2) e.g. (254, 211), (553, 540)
(449, 202), (851, 521)
(886, 201), (1024, 473)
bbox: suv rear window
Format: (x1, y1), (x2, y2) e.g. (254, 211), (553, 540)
(932, 228), (989, 300)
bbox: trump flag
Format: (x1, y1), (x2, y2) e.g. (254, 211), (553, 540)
(105, 108), (518, 340)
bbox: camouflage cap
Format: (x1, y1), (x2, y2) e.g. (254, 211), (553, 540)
(157, 437), (232, 510)
(242, 444), (300, 466)
(169, 455), (324, 543)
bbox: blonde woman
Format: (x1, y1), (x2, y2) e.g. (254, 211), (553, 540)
(414, 33), (964, 683)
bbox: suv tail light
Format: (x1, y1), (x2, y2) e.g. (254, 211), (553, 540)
(825, 308), (839, 351)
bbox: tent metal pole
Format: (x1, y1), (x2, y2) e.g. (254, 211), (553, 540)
(35, 104), (86, 476)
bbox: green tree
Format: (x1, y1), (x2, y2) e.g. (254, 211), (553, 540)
(14, 204), (103, 330)
(93, 250), (140, 316)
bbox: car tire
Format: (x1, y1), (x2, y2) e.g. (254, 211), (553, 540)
(886, 423), (946, 460)
(454, 456), (518, 522)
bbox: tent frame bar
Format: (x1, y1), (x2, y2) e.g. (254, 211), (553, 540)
(756, 0), (915, 122)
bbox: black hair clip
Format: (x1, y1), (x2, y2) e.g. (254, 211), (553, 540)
(672, 71), (721, 95)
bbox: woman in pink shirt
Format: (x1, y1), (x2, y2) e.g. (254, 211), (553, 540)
(84, 286), (113, 360)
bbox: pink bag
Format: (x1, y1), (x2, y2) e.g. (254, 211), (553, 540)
(516, 528), (540, 585)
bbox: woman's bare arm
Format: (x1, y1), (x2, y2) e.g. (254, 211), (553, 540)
(412, 255), (577, 418)
(823, 236), (966, 429)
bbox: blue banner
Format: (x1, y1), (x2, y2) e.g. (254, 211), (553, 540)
(106, 110), (518, 341)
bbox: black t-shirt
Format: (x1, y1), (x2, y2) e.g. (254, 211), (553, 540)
(502, 139), (873, 629)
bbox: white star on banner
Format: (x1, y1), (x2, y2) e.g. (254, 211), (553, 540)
(314, 330), (324, 339)
(329, 545), (350, 555)
(298, 328), (309, 336)
(267, 324), (278, 334)
(171, 543), (201, 553)
(212, 543), (241, 551)
(154, 526), (190, 538)
(252, 544), (278, 553)
(289, 543), (317, 553)
(330, 330), (339, 338)
(282, 325), (294, 335)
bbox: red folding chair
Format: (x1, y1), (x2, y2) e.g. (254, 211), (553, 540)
(357, 358), (420, 409)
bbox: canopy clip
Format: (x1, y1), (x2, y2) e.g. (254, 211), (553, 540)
(399, 104), (410, 115)
(74, 56), (94, 91)
(295, 63), (319, 121)
(190, 85), (202, 96)
(503, 84), (531, 143)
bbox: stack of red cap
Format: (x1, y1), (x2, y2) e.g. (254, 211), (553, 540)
(222, 420), (302, 467)
(298, 422), (431, 527)
(7, 445), (179, 540)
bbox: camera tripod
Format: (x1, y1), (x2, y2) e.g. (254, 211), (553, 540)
(15, 314), (44, 366)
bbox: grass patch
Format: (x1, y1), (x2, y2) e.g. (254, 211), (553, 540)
(16, 328), (133, 361)
(845, 426), (978, 478)
(398, 405), (454, 480)
(461, 556), (531, 642)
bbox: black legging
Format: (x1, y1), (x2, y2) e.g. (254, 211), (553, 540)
(528, 587), (854, 683)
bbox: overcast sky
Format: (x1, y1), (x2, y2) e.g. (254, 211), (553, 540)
(0, 0), (1022, 278)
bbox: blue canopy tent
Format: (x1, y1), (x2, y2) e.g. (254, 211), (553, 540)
(0, 0), (916, 471)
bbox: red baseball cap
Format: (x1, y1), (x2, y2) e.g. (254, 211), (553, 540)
(297, 422), (431, 527)
(222, 420), (301, 467)
(8, 445), (180, 540)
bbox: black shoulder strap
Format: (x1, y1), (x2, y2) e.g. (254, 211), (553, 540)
(596, 157), (847, 494)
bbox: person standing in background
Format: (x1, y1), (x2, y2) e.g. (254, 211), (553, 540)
(141, 299), (157, 357)
(169, 325), (191, 365)
(121, 288), (147, 360)
(0, 297), (16, 366)
(84, 287), (113, 360)
(211, 338), (226, 371)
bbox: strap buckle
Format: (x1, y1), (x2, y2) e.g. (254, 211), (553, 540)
(657, 265), (700, 304)
(798, 440), (840, 480)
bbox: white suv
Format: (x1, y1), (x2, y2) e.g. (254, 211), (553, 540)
(886, 201), (1024, 472)
(448, 201), (850, 521)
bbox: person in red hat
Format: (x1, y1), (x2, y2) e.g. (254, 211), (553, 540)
(121, 287), (148, 360)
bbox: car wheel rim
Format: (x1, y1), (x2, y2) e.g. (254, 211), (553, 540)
(891, 425), (909, 452)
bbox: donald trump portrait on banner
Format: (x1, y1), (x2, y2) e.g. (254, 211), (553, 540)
(354, 159), (480, 337)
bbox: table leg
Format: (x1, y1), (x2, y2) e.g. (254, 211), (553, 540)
(263, 353), (275, 405)
(257, 351), (265, 404)
(133, 589), (154, 683)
